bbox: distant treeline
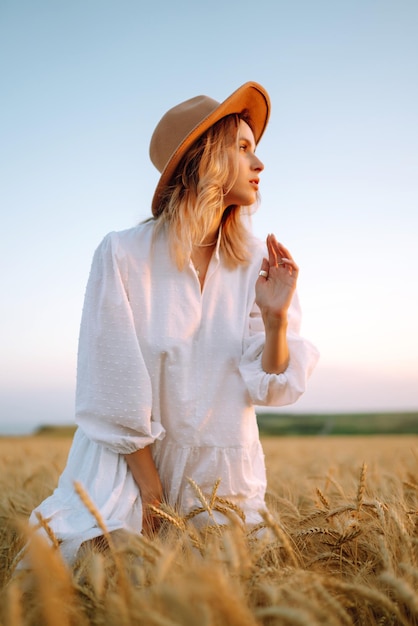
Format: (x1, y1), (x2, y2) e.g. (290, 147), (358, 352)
(257, 411), (418, 436)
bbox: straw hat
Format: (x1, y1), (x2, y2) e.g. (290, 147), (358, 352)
(149, 81), (270, 216)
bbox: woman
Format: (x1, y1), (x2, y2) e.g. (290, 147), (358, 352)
(28, 82), (319, 563)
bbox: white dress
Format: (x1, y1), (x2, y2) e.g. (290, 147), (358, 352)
(29, 221), (319, 564)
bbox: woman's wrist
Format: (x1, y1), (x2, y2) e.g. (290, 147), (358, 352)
(261, 309), (289, 332)
(139, 481), (163, 505)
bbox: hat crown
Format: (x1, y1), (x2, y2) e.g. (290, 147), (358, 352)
(149, 95), (220, 174)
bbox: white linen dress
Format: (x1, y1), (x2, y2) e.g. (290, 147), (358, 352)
(28, 220), (319, 564)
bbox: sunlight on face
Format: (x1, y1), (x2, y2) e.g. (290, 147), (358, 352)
(223, 120), (264, 208)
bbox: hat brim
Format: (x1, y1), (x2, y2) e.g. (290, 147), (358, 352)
(151, 81), (270, 216)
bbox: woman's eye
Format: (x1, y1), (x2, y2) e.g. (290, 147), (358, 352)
(239, 144), (247, 151)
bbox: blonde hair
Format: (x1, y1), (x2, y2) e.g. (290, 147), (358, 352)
(153, 113), (255, 270)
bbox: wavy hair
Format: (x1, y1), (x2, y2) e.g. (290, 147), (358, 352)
(152, 112), (257, 270)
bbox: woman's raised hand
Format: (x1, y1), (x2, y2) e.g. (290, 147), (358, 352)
(255, 234), (299, 326)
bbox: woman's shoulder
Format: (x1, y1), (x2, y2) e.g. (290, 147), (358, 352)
(96, 220), (157, 258)
(111, 219), (155, 245)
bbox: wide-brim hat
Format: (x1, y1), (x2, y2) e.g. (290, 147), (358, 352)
(149, 81), (271, 216)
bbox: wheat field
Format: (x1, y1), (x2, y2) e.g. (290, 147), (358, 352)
(1, 434), (418, 625)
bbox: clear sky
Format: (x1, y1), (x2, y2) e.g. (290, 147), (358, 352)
(1, 0), (417, 433)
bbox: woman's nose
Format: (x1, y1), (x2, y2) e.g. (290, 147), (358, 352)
(253, 154), (264, 171)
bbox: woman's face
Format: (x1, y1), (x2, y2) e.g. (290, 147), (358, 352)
(223, 120), (264, 208)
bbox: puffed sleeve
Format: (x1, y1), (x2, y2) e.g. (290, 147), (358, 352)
(239, 291), (319, 407)
(75, 232), (166, 453)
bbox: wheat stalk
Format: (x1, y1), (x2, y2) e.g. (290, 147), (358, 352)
(294, 527), (338, 539)
(380, 570), (418, 616)
(261, 510), (300, 568)
(325, 578), (411, 626)
(300, 510), (328, 525)
(213, 497), (246, 523)
(88, 552), (106, 599)
(306, 551), (357, 568)
(5, 582), (23, 626)
(209, 478), (221, 509)
(186, 477), (214, 516)
(73, 480), (131, 609)
(330, 525), (362, 547)
(128, 532), (165, 565)
(246, 521), (268, 537)
(147, 504), (186, 531)
(34, 512), (60, 550)
(183, 506), (208, 521)
(326, 504), (357, 520)
(356, 462), (367, 512)
(255, 605), (314, 625)
(310, 579), (353, 626)
(399, 562), (418, 583)
(21, 528), (74, 626)
(316, 487), (330, 510)
(73, 481), (112, 543)
(403, 480), (418, 492)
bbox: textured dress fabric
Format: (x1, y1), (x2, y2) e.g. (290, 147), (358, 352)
(28, 221), (319, 564)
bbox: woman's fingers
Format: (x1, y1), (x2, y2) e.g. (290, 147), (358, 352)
(265, 235), (298, 275)
(268, 234), (291, 265)
(266, 234), (278, 267)
(258, 257), (270, 280)
(270, 234), (294, 262)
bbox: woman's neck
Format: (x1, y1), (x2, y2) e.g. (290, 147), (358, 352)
(199, 221), (221, 246)
(191, 224), (220, 290)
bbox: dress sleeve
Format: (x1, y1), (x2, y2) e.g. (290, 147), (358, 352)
(75, 232), (165, 454)
(239, 291), (320, 407)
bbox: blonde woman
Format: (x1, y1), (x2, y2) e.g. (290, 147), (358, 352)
(27, 82), (319, 563)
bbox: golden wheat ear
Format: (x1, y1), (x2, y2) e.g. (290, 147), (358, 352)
(356, 462), (367, 512)
(9, 521), (74, 626)
(34, 512), (60, 550)
(73, 480), (131, 602)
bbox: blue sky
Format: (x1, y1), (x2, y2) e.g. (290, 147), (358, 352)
(1, 0), (417, 433)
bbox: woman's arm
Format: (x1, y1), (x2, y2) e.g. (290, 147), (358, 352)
(256, 234), (299, 374)
(124, 446), (163, 535)
(261, 317), (289, 374)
